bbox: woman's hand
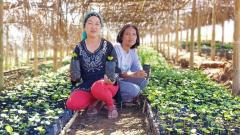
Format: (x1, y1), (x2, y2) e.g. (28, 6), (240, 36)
(133, 70), (147, 78)
(104, 75), (115, 85)
(121, 70), (147, 78)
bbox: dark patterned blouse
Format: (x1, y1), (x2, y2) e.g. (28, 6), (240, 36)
(72, 38), (118, 91)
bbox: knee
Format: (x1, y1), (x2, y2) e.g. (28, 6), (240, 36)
(120, 84), (140, 102)
(66, 91), (90, 110)
(91, 79), (105, 95)
(66, 98), (86, 110)
(139, 78), (148, 90)
(130, 85), (141, 97)
(121, 83), (141, 97)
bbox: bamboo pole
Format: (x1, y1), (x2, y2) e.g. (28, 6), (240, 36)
(33, 27), (38, 76)
(59, 1), (63, 67)
(159, 34), (162, 53)
(232, 0), (240, 95)
(186, 29), (189, 51)
(156, 34), (159, 52)
(167, 16), (170, 59)
(5, 26), (9, 70)
(197, 6), (202, 56)
(52, 8), (58, 71)
(221, 20), (225, 46)
(180, 29), (183, 51)
(167, 32), (170, 59)
(14, 42), (19, 67)
(175, 9), (179, 62)
(0, 0), (3, 90)
(43, 35), (47, 63)
(211, 0), (216, 60)
(27, 38), (30, 65)
(163, 32), (166, 56)
(190, 0), (196, 69)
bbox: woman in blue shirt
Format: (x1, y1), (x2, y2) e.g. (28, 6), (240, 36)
(114, 24), (148, 103)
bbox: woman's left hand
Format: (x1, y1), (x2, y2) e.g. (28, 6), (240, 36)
(104, 75), (115, 85)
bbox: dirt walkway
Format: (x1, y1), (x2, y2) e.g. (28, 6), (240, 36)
(66, 105), (149, 135)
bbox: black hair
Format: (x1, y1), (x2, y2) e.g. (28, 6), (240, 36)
(116, 24), (140, 49)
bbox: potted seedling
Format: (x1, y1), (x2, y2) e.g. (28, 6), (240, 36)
(70, 52), (81, 82)
(105, 56), (116, 82)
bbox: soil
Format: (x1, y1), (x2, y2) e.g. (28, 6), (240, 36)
(66, 105), (150, 135)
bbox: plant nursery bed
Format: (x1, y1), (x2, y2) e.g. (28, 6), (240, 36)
(141, 47), (240, 135)
(0, 66), (71, 135)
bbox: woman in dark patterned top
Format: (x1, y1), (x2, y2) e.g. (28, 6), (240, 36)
(66, 11), (119, 119)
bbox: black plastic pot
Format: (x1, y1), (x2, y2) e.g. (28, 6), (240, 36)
(216, 48), (226, 58)
(226, 51), (233, 60)
(46, 109), (73, 135)
(143, 64), (151, 79)
(105, 61), (116, 82)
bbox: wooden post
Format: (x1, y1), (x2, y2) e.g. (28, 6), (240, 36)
(167, 31), (170, 59)
(43, 35), (47, 63)
(233, 0), (240, 95)
(33, 27), (38, 76)
(27, 37), (30, 65)
(5, 26), (9, 70)
(222, 20), (225, 46)
(211, 0), (216, 60)
(180, 29), (183, 51)
(52, 6), (58, 72)
(0, 0), (3, 90)
(14, 42), (19, 67)
(186, 29), (189, 51)
(59, 1), (63, 67)
(160, 34), (162, 53)
(175, 9), (179, 62)
(167, 13), (170, 59)
(156, 34), (159, 52)
(197, 6), (202, 56)
(190, 0), (196, 69)
(162, 32), (166, 56)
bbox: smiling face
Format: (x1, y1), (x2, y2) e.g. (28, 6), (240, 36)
(122, 27), (137, 49)
(84, 16), (101, 38)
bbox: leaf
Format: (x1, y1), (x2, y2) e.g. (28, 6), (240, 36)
(35, 126), (46, 135)
(71, 52), (77, 58)
(5, 125), (13, 134)
(107, 56), (113, 61)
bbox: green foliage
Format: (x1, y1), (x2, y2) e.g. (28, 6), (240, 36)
(140, 47), (240, 134)
(0, 66), (71, 134)
(5, 125), (13, 134)
(138, 47), (163, 66)
(181, 40), (233, 51)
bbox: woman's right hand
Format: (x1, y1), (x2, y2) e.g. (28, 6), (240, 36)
(104, 75), (115, 85)
(133, 70), (147, 78)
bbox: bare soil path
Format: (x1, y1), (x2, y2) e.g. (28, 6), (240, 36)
(66, 105), (150, 135)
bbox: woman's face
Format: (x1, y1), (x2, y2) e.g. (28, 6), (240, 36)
(85, 16), (101, 38)
(122, 27), (137, 48)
